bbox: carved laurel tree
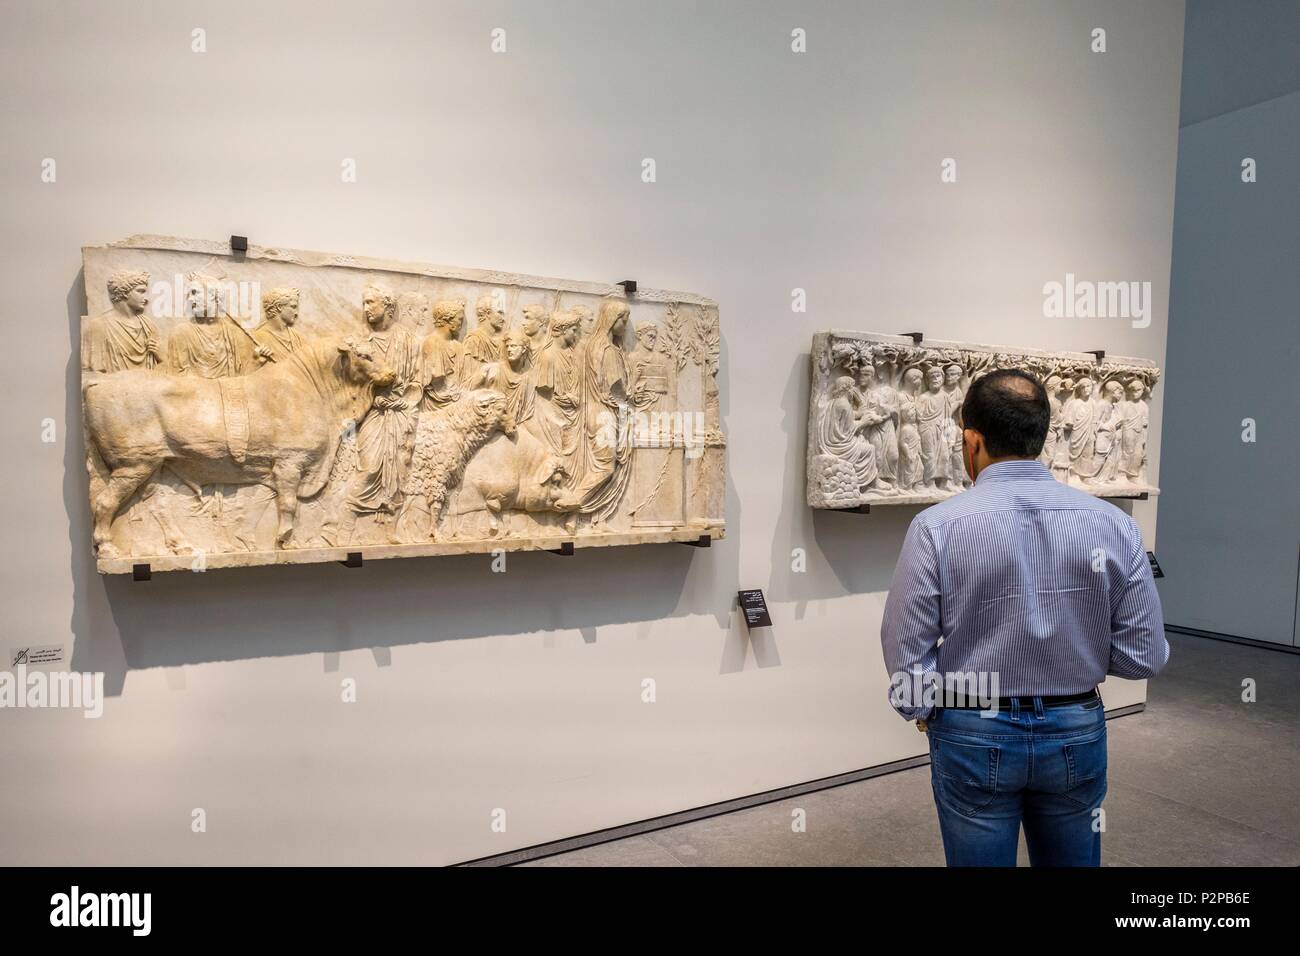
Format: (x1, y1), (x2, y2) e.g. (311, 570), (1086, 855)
(806, 331), (1159, 509)
(80, 237), (726, 573)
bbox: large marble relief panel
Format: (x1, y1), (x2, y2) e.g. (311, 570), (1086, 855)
(807, 331), (1159, 509)
(80, 236), (725, 573)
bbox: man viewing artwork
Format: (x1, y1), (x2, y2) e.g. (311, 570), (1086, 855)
(881, 369), (1168, 867)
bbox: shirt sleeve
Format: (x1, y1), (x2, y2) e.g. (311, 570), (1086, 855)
(881, 517), (943, 720)
(1106, 520), (1170, 680)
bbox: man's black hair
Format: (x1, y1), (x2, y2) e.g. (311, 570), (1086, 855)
(959, 368), (1050, 458)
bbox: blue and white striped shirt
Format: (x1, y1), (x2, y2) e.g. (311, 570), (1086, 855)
(880, 459), (1169, 719)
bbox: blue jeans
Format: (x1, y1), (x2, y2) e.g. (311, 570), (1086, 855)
(927, 697), (1107, 866)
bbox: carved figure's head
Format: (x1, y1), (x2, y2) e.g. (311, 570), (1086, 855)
(550, 310), (580, 347)
(571, 304), (594, 337)
(635, 321), (659, 351)
(432, 298), (466, 336)
(363, 285), (396, 330)
(503, 329), (530, 366)
(107, 270), (151, 314)
(597, 300), (631, 341)
(398, 291), (431, 328)
(832, 375), (856, 397)
(520, 304), (548, 338)
(264, 287), (300, 327)
(183, 272), (227, 322)
(476, 293), (505, 331)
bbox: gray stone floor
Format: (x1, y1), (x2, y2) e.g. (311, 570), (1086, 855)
(521, 632), (1300, 866)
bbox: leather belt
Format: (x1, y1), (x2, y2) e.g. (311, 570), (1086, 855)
(940, 689), (1099, 710)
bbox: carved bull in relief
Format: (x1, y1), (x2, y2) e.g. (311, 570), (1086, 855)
(83, 338), (395, 556)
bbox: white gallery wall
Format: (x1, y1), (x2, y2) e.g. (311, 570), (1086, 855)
(0, 0), (1184, 864)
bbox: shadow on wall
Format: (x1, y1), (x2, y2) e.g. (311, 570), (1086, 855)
(767, 351), (923, 608)
(65, 273), (743, 696)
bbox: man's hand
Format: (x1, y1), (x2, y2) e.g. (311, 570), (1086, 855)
(915, 718), (928, 733)
(145, 337), (162, 361)
(254, 345), (274, 364)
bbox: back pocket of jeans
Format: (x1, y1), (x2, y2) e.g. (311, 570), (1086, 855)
(933, 738), (1000, 816)
(1064, 731), (1107, 790)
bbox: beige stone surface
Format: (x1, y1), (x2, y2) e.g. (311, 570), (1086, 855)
(80, 236), (725, 572)
(807, 331), (1160, 509)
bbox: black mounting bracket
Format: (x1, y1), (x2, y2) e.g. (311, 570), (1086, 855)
(832, 504), (872, 514)
(339, 552), (363, 568)
(1103, 492), (1149, 501)
(617, 280), (637, 296)
(1085, 349), (1105, 362)
(898, 332), (924, 344)
(681, 535), (711, 548)
(132, 563), (152, 582)
(548, 541), (575, 557)
(230, 235), (249, 253)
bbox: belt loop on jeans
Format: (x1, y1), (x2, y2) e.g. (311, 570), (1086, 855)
(1033, 696), (1046, 720)
(1010, 697), (1021, 721)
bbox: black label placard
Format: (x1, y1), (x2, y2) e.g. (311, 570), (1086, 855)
(1147, 551), (1164, 579)
(737, 589), (772, 628)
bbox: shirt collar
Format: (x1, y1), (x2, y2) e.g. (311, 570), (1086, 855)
(975, 459), (1055, 485)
